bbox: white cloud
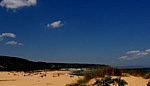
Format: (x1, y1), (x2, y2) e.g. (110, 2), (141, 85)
(119, 49), (150, 60)
(145, 49), (150, 53)
(0, 33), (16, 41)
(47, 20), (64, 29)
(6, 41), (23, 46)
(119, 56), (129, 60)
(0, 32), (24, 46)
(6, 41), (17, 45)
(0, 0), (37, 9)
(127, 50), (140, 54)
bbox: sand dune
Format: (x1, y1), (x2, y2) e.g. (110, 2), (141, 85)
(122, 76), (150, 86)
(89, 76), (150, 86)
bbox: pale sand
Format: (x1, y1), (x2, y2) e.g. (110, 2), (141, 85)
(122, 76), (150, 86)
(0, 71), (150, 86)
(0, 71), (82, 86)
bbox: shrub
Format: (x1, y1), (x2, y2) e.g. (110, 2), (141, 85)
(94, 67), (122, 77)
(93, 77), (128, 86)
(66, 67), (123, 86)
(122, 69), (150, 79)
(143, 73), (150, 79)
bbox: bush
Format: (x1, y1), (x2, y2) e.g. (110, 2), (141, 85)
(93, 77), (128, 86)
(93, 67), (122, 77)
(66, 67), (123, 86)
(144, 73), (150, 79)
(122, 69), (150, 79)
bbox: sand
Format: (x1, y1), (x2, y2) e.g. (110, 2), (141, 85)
(0, 71), (150, 86)
(0, 71), (82, 86)
(122, 76), (150, 86)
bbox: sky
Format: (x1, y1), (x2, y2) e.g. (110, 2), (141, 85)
(0, 0), (150, 67)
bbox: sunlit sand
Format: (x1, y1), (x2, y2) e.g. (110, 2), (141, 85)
(0, 71), (82, 86)
(0, 71), (150, 86)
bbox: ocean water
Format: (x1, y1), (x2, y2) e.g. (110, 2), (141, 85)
(68, 72), (85, 76)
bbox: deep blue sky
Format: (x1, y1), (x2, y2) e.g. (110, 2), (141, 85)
(0, 0), (150, 66)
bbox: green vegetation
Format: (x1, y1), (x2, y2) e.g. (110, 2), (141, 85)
(0, 56), (108, 71)
(67, 67), (123, 86)
(67, 76), (128, 86)
(122, 69), (150, 79)
(83, 67), (122, 82)
(67, 67), (150, 86)
(93, 77), (128, 86)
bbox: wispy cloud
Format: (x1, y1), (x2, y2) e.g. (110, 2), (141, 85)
(0, 32), (24, 46)
(6, 41), (23, 46)
(47, 20), (64, 29)
(119, 49), (150, 60)
(0, 0), (37, 10)
(0, 33), (16, 41)
(126, 50), (140, 54)
(18, 43), (24, 46)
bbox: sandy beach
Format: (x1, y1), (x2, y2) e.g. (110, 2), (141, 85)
(0, 71), (82, 86)
(0, 71), (150, 86)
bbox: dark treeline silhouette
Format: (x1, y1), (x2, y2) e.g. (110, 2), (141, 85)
(0, 56), (107, 71)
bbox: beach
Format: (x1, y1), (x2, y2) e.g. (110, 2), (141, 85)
(0, 71), (82, 86)
(0, 71), (150, 86)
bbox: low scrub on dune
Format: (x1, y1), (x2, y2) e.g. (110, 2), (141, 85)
(83, 67), (122, 83)
(67, 67), (150, 86)
(67, 67), (123, 86)
(122, 69), (150, 79)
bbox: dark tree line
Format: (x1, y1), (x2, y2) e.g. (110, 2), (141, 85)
(0, 56), (107, 71)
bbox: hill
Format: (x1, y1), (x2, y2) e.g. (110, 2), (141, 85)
(0, 56), (108, 71)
